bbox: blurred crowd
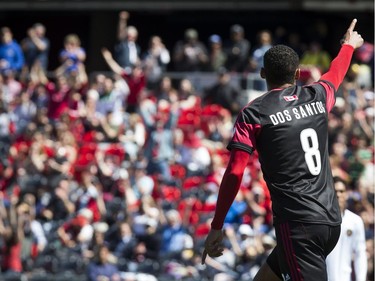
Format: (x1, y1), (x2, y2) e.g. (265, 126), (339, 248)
(0, 11), (373, 281)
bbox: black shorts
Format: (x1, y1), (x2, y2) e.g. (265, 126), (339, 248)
(266, 222), (340, 281)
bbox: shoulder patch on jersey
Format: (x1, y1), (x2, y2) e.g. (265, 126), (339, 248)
(283, 95), (298, 101)
(346, 229), (353, 236)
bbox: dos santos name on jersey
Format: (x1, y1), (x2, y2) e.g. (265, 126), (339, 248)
(269, 101), (326, 126)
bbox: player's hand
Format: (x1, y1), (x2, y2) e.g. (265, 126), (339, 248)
(201, 228), (224, 264)
(341, 19), (364, 49)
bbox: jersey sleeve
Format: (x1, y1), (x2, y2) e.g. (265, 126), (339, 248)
(319, 44), (354, 112)
(227, 106), (262, 154)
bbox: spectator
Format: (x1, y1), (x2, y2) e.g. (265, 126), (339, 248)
(83, 221), (112, 261)
(21, 23), (49, 72)
(102, 47), (146, 113)
(248, 29), (273, 91)
(172, 28), (209, 71)
(139, 99), (179, 182)
(151, 75), (177, 103)
(208, 34), (227, 72)
(0, 27), (24, 75)
(326, 177), (367, 281)
(113, 221), (138, 260)
(160, 209), (191, 258)
(114, 11), (141, 71)
(87, 244), (121, 281)
(40, 177), (75, 222)
(142, 35), (170, 90)
(203, 67), (242, 116)
(224, 24), (251, 72)
(13, 90), (37, 136)
(1, 69), (23, 107)
(17, 193), (47, 270)
(58, 33), (86, 76)
(72, 170), (104, 223)
(57, 208), (94, 250)
(300, 40), (331, 73)
(0, 193), (23, 274)
(118, 112), (145, 162)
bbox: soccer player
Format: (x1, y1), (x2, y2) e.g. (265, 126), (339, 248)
(326, 177), (367, 281)
(201, 19), (364, 281)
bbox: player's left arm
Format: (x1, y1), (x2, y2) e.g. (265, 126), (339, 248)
(210, 148), (250, 230)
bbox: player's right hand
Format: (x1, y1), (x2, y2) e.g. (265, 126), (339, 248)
(341, 19), (364, 49)
(201, 228), (224, 264)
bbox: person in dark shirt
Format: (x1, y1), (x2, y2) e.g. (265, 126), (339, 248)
(203, 67), (242, 116)
(224, 24), (251, 72)
(201, 19), (364, 281)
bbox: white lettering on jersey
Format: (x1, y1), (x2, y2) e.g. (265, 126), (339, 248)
(269, 101), (326, 125)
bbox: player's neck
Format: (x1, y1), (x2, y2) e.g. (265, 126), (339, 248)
(267, 82), (295, 91)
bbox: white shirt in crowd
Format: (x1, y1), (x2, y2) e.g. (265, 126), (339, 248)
(326, 209), (367, 281)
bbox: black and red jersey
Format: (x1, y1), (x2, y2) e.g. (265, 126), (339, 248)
(228, 81), (341, 225)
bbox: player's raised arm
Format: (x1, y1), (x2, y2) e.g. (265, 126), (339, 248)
(320, 19), (364, 91)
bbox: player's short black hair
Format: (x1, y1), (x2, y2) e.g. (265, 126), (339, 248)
(263, 45), (299, 86)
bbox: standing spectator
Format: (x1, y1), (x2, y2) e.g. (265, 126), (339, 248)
(114, 11), (141, 71)
(58, 33), (86, 76)
(224, 24), (251, 72)
(203, 67), (242, 116)
(21, 23), (49, 72)
(139, 99), (179, 182)
(172, 28), (209, 71)
(208, 34), (227, 72)
(0, 27), (24, 75)
(102, 48), (146, 113)
(248, 30), (273, 91)
(142, 35), (170, 90)
(326, 177), (367, 281)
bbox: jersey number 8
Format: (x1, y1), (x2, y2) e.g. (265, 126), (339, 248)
(300, 128), (322, 175)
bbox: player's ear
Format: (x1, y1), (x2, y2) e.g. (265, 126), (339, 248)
(260, 67), (266, 79)
(294, 68), (300, 80)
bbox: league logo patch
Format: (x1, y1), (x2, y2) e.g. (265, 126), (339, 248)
(283, 95), (298, 101)
(347, 229), (353, 236)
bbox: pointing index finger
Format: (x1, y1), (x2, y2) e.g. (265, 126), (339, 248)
(348, 19), (357, 32)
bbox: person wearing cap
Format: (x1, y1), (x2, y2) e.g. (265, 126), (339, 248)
(224, 24), (250, 72)
(208, 34), (227, 72)
(172, 28), (209, 71)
